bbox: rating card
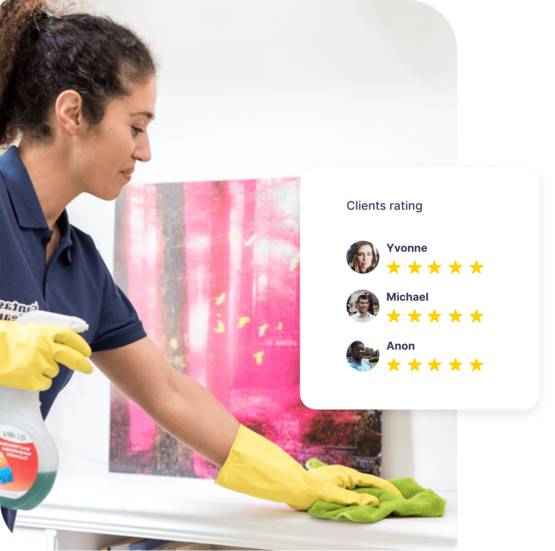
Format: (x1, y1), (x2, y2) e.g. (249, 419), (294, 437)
(299, 167), (540, 409)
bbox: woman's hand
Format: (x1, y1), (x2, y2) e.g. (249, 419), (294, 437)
(216, 425), (401, 510)
(0, 320), (92, 391)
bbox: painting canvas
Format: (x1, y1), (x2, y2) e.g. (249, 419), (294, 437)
(109, 177), (382, 478)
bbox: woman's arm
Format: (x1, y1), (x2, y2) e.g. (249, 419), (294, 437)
(92, 336), (402, 510)
(92, 336), (240, 466)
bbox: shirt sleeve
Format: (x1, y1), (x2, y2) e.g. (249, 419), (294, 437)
(90, 251), (147, 352)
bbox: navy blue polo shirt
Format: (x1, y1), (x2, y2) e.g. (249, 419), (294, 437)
(0, 146), (146, 530)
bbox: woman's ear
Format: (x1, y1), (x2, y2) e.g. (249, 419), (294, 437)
(54, 90), (85, 135)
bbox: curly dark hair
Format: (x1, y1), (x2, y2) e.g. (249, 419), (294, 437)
(0, 0), (156, 145)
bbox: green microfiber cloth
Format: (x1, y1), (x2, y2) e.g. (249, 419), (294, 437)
(305, 458), (446, 523)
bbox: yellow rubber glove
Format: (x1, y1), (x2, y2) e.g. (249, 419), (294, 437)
(0, 320), (92, 391)
(216, 425), (402, 510)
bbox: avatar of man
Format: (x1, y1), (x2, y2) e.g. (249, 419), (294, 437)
(347, 341), (373, 372)
(350, 293), (376, 322)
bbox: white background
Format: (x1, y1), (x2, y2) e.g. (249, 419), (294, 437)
(1, 0), (553, 549)
(425, 1), (554, 550)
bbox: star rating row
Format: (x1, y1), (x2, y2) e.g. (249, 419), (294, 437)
(387, 309), (483, 323)
(387, 358), (484, 372)
(387, 260), (483, 274)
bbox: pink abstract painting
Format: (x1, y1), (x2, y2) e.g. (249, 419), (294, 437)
(110, 178), (382, 478)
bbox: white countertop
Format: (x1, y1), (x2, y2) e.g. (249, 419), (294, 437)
(17, 471), (457, 550)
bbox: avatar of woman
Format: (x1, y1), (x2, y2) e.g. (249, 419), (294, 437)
(0, 0), (399, 532)
(348, 241), (379, 273)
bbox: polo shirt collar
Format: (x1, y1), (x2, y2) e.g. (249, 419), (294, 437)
(0, 145), (74, 263)
(0, 146), (49, 230)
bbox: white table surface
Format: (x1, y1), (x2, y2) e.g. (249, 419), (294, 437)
(17, 471), (457, 550)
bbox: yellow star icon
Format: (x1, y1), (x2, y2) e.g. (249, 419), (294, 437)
(470, 261), (483, 273)
(428, 359), (441, 371)
(428, 309), (441, 322)
(470, 358), (483, 371)
(449, 358), (462, 371)
(408, 310), (421, 322)
(449, 261), (462, 274)
(428, 261), (441, 274)
(449, 309), (462, 322)
(387, 358), (400, 371)
(470, 309), (483, 323)
(388, 261), (401, 273)
(388, 309), (401, 322)
(408, 261), (421, 273)
(408, 358), (421, 371)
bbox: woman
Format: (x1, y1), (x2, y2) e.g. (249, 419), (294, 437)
(348, 241), (379, 273)
(0, 0), (399, 531)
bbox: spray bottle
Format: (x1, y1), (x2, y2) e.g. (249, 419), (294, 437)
(0, 310), (89, 510)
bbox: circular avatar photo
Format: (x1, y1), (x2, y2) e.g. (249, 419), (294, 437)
(346, 241), (379, 274)
(346, 290), (379, 322)
(346, 341), (380, 372)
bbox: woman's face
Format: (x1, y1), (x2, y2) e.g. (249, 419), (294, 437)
(74, 75), (157, 200)
(356, 244), (373, 271)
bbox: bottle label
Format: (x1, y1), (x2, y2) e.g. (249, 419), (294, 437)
(0, 425), (38, 499)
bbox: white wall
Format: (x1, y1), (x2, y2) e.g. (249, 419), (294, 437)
(46, 0), (457, 490)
